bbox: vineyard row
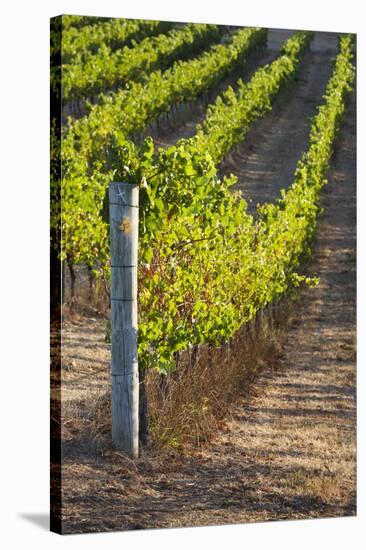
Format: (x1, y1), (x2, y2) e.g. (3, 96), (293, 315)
(62, 23), (224, 104)
(61, 18), (171, 63)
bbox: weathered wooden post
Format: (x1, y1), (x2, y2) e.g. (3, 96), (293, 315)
(109, 182), (139, 458)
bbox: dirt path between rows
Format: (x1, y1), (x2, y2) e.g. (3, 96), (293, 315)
(226, 31), (339, 212)
(59, 77), (356, 534)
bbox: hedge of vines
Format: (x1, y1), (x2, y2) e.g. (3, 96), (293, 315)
(56, 27), (267, 268)
(62, 23), (224, 102)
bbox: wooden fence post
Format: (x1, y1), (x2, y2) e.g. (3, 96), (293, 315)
(109, 182), (139, 458)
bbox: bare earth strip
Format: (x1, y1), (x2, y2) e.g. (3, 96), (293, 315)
(59, 82), (356, 533)
(226, 31), (339, 212)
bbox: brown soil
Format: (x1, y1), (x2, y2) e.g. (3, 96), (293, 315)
(224, 31), (339, 212)
(60, 319), (110, 402)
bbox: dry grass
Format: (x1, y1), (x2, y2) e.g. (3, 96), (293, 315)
(286, 470), (343, 502)
(145, 302), (291, 449)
